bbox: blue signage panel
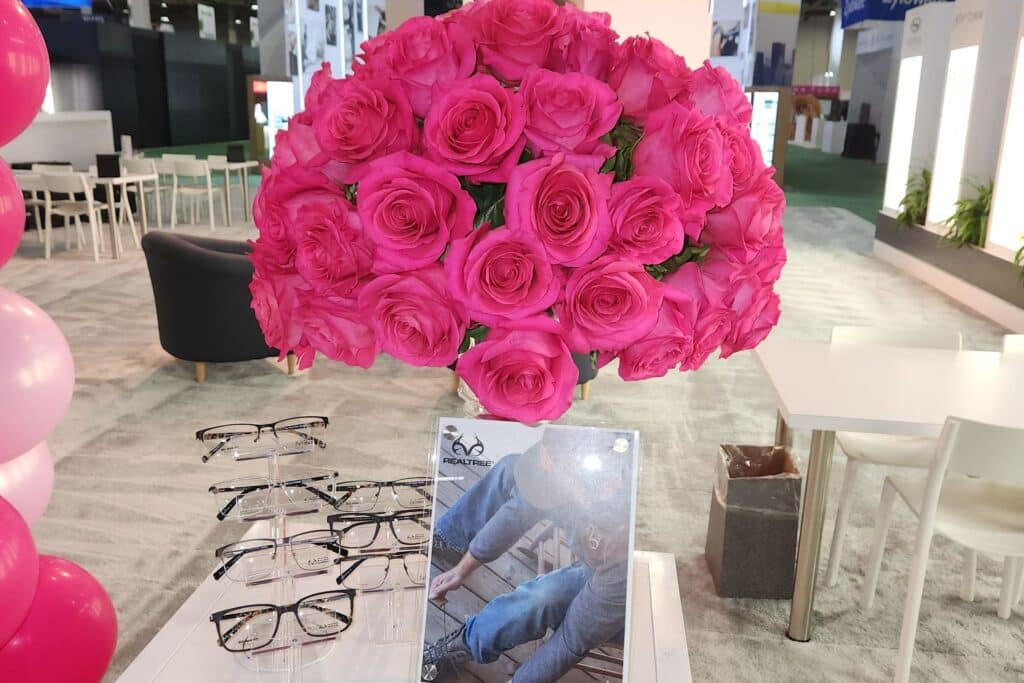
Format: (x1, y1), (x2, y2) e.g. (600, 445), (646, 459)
(842, 0), (954, 28)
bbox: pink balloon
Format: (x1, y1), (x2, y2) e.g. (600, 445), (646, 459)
(0, 555), (117, 683)
(0, 159), (25, 268)
(0, 496), (38, 648)
(0, 0), (49, 147)
(0, 442), (53, 525)
(0, 288), (75, 462)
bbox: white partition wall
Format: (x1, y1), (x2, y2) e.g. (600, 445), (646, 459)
(988, 10), (1024, 255)
(927, 0), (1024, 226)
(881, 3), (954, 212)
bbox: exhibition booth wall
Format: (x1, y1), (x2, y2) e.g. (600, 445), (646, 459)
(36, 19), (259, 149)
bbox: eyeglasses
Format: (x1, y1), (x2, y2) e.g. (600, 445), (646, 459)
(213, 529), (346, 583)
(327, 510), (432, 549)
(210, 589), (355, 653)
(209, 467), (339, 522)
(334, 477), (434, 513)
(196, 416), (329, 463)
(336, 547), (428, 590)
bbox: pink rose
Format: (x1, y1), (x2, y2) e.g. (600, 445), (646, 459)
(720, 288), (781, 358)
(289, 187), (371, 296)
(520, 66), (621, 158)
(249, 259), (306, 359)
(459, 0), (566, 83)
(614, 302), (694, 380)
(358, 265), (467, 367)
(357, 152), (475, 274)
(690, 60), (752, 125)
(607, 36), (693, 123)
(423, 74), (527, 183)
(560, 257), (664, 351)
(607, 176), (687, 263)
(506, 153), (613, 266)
(663, 262), (733, 370)
(548, 6), (619, 81)
(718, 121), (766, 196)
(701, 192), (777, 264)
(253, 164), (338, 265)
(445, 226), (561, 326)
(293, 295), (377, 369)
(313, 77), (417, 183)
(354, 17), (476, 118)
(456, 316), (578, 423)
(633, 102), (734, 216)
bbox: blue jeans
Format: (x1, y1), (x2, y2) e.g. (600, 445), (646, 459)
(433, 454), (594, 666)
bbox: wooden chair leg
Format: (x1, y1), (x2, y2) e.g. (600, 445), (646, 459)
(580, 381), (592, 401)
(287, 353), (297, 375)
(195, 362), (206, 384)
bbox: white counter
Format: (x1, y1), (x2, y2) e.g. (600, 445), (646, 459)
(0, 110), (115, 170)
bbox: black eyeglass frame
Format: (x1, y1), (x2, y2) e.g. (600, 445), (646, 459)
(209, 470), (340, 521)
(212, 529), (348, 581)
(334, 476), (435, 511)
(196, 416), (330, 463)
(335, 546), (428, 588)
(327, 509), (432, 549)
(209, 589), (356, 653)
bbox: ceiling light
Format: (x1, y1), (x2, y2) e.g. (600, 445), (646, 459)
(234, 18), (241, 24)
(160, 2), (166, 6)
(829, 9), (836, 17)
(160, 15), (169, 22)
(251, 3), (257, 9)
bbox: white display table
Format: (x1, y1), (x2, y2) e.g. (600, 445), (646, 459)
(117, 522), (690, 683)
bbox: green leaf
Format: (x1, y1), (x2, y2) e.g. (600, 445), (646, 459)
(343, 184), (357, 204)
(940, 178), (993, 248)
(644, 242), (711, 280)
(458, 325), (490, 354)
(465, 182), (507, 229)
(605, 119), (644, 182)
(896, 168), (929, 226)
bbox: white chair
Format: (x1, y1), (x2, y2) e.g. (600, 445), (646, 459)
(169, 159), (227, 231)
(26, 164), (73, 243)
(824, 327), (964, 588)
(1002, 334), (1024, 355)
(123, 158), (165, 230)
(206, 155), (241, 226)
(156, 154), (195, 223)
(40, 173), (101, 260)
(861, 417), (1024, 682)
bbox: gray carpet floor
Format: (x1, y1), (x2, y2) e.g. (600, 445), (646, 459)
(1, 205), (1022, 682)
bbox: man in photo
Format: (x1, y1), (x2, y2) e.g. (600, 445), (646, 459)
(424, 429), (633, 683)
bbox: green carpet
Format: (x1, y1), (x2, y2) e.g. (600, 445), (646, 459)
(783, 143), (885, 223)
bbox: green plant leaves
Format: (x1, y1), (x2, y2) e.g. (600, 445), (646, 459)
(897, 168), (930, 226)
(643, 243), (711, 280)
(941, 179), (993, 249)
(465, 182), (506, 229)
(601, 119), (644, 181)
(458, 324), (491, 354)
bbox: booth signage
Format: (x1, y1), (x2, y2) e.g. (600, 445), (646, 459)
(842, 0), (954, 28)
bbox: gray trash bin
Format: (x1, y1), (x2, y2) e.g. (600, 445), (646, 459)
(705, 444), (802, 598)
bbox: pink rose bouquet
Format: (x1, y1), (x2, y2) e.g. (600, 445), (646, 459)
(251, 0), (787, 423)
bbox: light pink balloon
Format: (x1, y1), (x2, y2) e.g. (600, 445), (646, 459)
(0, 496), (38, 648)
(0, 442), (53, 526)
(0, 288), (75, 462)
(0, 159), (25, 268)
(0, 0), (49, 147)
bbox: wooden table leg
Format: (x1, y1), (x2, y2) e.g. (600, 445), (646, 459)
(788, 429), (836, 642)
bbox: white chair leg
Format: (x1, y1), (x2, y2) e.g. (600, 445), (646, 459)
(73, 215), (85, 250)
(997, 557), (1017, 620)
(154, 187), (163, 229)
(893, 523), (936, 683)
(170, 182), (178, 230)
(88, 211), (100, 261)
(861, 478), (898, 610)
(44, 211), (52, 260)
(219, 188), (228, 228)
(122, 193), (140, 248)
(960, 549), (977, 602)
(826, 459), (863, 587)
(207, 191), (215, 231)
(32, 202), (42, 242)
(63, 215), (71, 250)
(1015, 558), (1024, 606)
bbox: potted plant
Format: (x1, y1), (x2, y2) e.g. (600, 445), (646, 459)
(897, 168), (930, 226)
(941, 179), (992, 248)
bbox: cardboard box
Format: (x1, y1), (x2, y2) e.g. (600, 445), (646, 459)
(705, 445), (801, 599)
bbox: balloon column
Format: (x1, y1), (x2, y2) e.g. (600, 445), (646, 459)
(0, 1), (118, 680)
